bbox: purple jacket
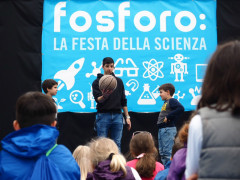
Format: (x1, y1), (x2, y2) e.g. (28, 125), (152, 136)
(87, 160), (135, 180)
(167, 145), (187, 180)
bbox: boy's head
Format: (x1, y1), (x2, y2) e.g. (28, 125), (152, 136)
(14, 91), (57, 129)
(102, 57), (114, 75)
(159, 83), (175, 100)
(42, 79), (58, 95)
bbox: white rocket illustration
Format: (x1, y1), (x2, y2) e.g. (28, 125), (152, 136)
(54, 58), (85, 90)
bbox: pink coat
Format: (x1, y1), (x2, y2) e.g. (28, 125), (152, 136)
(127, 159), (164, 180)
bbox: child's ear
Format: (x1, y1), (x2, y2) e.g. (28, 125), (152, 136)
(51, 120), (57, 127)
(13, 120), (20, 131)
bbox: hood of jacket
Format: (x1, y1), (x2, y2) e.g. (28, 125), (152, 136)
(1, 124), (59, 158)
(87, 160), (125, 180)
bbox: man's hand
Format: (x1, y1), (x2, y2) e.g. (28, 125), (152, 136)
(126, 118), (131, 130)
(102, 89), (113, 99)
(163, 117), (167, 123)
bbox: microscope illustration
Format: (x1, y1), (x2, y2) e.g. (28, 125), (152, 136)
(169, 54), (189, 82)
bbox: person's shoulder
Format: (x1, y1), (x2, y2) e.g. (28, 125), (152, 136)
(156, 161), (165, 171)
(50, 144), (73, 157)
(169, 98), (184, 108)
(115, 76), (123, 82)
(126, 159), (138, 167)
(189, 114), (202, 129)
(92, 79), (98, 86)
(155, 168), (169, 180)
(92, 74), (103, 85)
(173, 147), (187, 160)
(49, 145), (80, 175)
(169, 98), (180, 103)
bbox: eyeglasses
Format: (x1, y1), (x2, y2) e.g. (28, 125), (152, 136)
(132, 131), (151, 137)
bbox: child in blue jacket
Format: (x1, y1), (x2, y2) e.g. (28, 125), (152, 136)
(0, 92), (80, 180)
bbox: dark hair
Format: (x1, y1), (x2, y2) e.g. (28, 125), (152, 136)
(171, 139), (184, 158)
(159, 83), (175, 96)
(129, 132), (158, 178)
(42, 79), (58, 94)
(198, 40), (240, 115)
(102, 57), (114, 66)
(16, 91), (56, 128)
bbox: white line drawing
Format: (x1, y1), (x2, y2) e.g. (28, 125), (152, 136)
(189, 87), (201, 105)
(125, 90), (131, 96)
(114, 58), (139, 77)
(196, 64), (207, 82)
(152, 85), (160, 99)
(54, 58), (85, 90)
(143, 59), (164, 81)
(125, 79), (139, 96)
(53, 97), (66, 109)
(169, 54), (189, 82)
(126, 79), (139, 92)
(86, 61), (102, 78)
(87, 83), (96, 109)
(137, 84), (156, 105)
(70, 90), (86, 109)
(173, 91), (185, 101)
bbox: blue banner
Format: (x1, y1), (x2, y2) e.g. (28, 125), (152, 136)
(42, 0), (217, 112)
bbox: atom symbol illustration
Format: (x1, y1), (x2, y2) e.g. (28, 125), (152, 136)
(143, 59), (164, 81)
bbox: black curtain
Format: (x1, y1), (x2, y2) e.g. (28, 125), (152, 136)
(1, 0), (240, 153)
(0, 0), (43, 141)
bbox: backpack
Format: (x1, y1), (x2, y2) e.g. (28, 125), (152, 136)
(29, 144), (65, 180)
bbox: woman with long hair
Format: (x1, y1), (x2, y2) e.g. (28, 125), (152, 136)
(127, 131), (164, 180)
(185, 40), (240, 179)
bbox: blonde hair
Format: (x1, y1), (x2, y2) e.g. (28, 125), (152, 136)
(88, 137), (127, 176)
(73, 145), (93, 180)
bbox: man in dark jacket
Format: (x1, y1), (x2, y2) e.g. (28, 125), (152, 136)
(92, 57), (131, 150)
(0, 92), (80, 180)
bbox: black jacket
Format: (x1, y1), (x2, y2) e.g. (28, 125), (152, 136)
(92, 73), (127, 113)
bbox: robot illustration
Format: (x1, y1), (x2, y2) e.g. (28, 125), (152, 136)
(169, 54), (189, 82)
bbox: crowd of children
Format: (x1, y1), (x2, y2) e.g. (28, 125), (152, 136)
(1, 40), (240, 179)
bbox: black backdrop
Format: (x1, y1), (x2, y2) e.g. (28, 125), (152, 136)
(1, 0), (240, 154)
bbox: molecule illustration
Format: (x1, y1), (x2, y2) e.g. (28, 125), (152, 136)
(173, 91), (185, 101)
(86, 61), (101, 78)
